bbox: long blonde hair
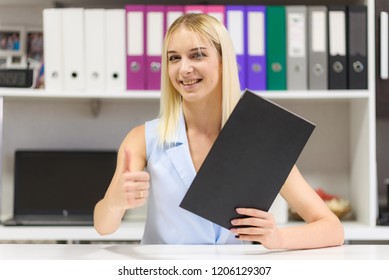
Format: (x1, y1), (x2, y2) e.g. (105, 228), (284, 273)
(158, 13), (241, 146)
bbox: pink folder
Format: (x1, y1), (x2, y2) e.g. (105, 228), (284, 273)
(166, 5), (184, 29)
(146, 5), (166, 90)
(184, 5), (207, 14)
(125, 5), (146, 90)
(207, 5), (226, 25)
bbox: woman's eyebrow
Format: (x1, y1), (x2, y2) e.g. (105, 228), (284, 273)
(190, 47), (206, 51)
(167, 47), (207, 54)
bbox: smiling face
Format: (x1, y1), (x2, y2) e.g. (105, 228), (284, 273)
(166, 27), (222, 105)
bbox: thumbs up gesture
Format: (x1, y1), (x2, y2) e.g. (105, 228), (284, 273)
(108, 147), (150, 211)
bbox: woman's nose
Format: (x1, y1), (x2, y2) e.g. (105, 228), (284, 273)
(179, 58), (193, 75)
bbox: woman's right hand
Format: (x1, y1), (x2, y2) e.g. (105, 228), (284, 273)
(106, 148), (150, 211)
(94, 126), (148, 236)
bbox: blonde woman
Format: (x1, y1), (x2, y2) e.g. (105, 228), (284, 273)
(94, 13), (344, 248)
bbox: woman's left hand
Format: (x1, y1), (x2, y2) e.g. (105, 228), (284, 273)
(230, 208), (283, 249)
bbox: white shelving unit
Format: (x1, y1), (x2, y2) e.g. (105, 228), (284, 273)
(0, 0), (383, 242)
(0, 88), (379, 242)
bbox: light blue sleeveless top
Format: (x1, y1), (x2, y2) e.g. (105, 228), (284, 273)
(142, 113), (242, 244)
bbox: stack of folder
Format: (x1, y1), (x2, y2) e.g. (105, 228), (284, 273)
(126, 5), (226, 90)
(43, 5), (368, 92)
(43, 8), (126, 92)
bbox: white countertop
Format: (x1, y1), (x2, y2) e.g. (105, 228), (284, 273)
(1, 244), (389, 260)
(2, 221), (389, 241)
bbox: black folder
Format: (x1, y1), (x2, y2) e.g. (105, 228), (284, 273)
(328, 6), (348, 90)
(179, 90), (315, 229)
(348, 5), (368, 89)
(375, 0), (389, 117)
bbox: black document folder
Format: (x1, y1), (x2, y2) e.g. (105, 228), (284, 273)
(179, 90), (315, 229)
(375, 0), (389, 117)
(348, 5), (368, 89)
(328, 6), (348, 90)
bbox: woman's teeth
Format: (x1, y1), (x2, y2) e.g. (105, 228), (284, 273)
(182, 79), (199, 85)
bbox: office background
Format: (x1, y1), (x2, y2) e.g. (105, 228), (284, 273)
(1, 0), (388, 244)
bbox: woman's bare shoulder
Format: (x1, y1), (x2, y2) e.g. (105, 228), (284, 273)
(114, 124), (147, 172)
(121, 124), (146, 150)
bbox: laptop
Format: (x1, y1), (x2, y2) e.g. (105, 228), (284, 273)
(180, 90), (316, 229)
(3, 150), (116, 226)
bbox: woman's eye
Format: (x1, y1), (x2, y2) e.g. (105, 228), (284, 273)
(192, 52), (205, 59)
(168, 55), (180, 62)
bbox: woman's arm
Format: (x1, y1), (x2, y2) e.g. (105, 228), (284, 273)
(93, 125), (149, 236)
(230, 165), (344, 249)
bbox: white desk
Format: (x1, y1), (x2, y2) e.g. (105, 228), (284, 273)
(2, 222), (389, 241)
(0, 244), (389, 260)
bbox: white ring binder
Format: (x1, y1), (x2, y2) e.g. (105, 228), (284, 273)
(380, 11), (388, 80)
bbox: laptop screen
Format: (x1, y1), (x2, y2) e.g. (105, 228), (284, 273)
(14, 150), (116, 216)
